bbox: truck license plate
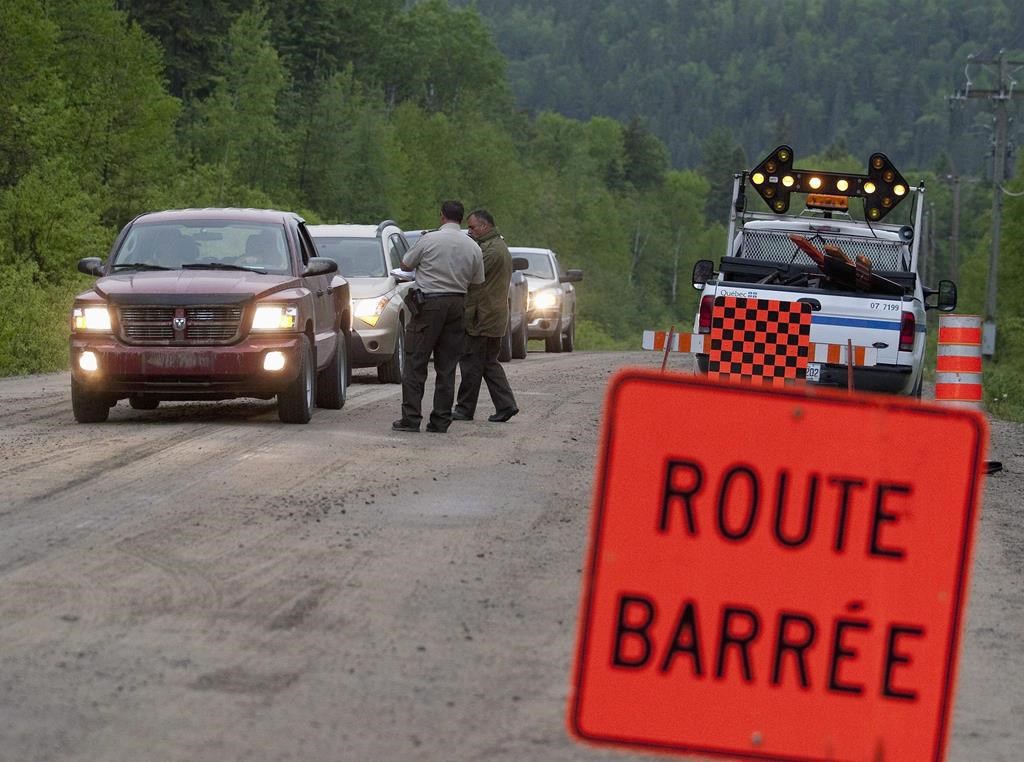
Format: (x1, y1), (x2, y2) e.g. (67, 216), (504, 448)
(805, 362), (821, 383)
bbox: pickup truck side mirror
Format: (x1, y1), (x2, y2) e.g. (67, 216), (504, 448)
(512, 257), (529, 272)
(692, 259), (715, 289)
(924, 279), (957, 312)
(303, 257), (338, 277)
(560, 269), (584, 283)
(78, 257), (105, 277)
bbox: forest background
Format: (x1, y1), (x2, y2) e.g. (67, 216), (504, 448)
(2, 0), (1023, 417)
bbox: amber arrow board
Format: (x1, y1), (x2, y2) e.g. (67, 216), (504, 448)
(569, 370), (987, 761)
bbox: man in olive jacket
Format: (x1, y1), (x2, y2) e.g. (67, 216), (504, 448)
(452, 209), (519, 422)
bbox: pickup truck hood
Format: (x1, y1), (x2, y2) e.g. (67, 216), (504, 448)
(94, 270), (297, 303)
(349, 277), (397, 300)
(525, 276), (559, 293)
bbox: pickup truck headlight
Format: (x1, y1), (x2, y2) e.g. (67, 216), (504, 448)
(252, 305), (298, 331)
(72, 306), (112, 332)
(354, 296), (389, 327)
(530, 288), (561, 310)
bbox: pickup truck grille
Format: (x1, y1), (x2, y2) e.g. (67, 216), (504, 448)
(743, 231), (904, 270)
(118, 305), (244, 345)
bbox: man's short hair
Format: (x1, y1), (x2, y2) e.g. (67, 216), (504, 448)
(467, 209), (494, 227)
(440, 200), (465, 224)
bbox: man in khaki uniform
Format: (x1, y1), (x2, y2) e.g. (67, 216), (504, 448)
(393, 200), (484, 433)
(452, 209), (519, 422)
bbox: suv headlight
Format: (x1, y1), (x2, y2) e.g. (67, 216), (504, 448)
(72, 306), (112, 332)
(252, 305), (298, 331)
(530, 288), (561, 310)
(354, 296), (389, 327)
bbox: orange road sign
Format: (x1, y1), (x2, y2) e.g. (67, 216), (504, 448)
(569, 370), (987, 761)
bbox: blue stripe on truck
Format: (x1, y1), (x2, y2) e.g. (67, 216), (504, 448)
(811, 315), (900, 331)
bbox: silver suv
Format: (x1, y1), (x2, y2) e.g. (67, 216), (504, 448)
(308, 221), (412, 383)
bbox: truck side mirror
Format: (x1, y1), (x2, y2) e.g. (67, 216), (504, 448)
(924, 280), (957, 312)
(692, 259), (714, 289)
(77, 257), (105, 276)
(512, 257), (529, 271)
(303, 257), (338, 277)
(560, 269), (584, 283)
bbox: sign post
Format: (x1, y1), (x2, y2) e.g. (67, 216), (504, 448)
(569, 370), (987, 761)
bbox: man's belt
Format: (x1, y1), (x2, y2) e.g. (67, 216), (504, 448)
(421, 292), (465, 299)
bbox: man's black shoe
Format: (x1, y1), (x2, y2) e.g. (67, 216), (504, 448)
(425, 423), (448, 433)
(451, 410), (473, 421)
(392, 419), (420, 432)
(488, 408), (519, 423)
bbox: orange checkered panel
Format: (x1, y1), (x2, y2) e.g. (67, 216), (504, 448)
(708, 297), (812, 386)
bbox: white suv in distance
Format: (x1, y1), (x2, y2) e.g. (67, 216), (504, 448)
(308, 221), (412, 383)
(510, 246), (583, 353)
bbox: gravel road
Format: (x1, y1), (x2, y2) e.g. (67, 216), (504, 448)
(0, 350), (1020, 761)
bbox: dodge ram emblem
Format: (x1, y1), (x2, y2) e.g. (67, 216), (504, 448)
(173, 316), (187, 330)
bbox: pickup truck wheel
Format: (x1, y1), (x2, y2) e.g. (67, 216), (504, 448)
(72, 380), (111, 423)
(279, 336), (314, 423)
(512, 316), (528, 359)
(129, 396), (160, 410)
(498, 312), (513, 362)
(544, 320), (563, 353)
(377, 327), (404, 384)
(561, 315), (575, 352)
(316, 331), (347, 410)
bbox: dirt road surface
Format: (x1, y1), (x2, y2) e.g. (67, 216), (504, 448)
(1, 350), (1021, 761)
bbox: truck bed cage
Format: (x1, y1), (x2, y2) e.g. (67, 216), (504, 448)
(739, 229), (907, 271)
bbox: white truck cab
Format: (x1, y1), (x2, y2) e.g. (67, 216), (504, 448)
(692, 146), (957, 396)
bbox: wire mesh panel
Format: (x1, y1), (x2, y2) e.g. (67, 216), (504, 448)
(741, 230), (906, 270)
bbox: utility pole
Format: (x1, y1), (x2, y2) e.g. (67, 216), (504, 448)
(951, 51), (1024, 358)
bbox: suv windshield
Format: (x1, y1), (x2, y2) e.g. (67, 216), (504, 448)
(313, 237), (387, 277)
(517, 252), (555, 279)
(114, 221), (290, 274)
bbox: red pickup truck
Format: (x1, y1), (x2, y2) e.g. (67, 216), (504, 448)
(70, 208), (351, 423)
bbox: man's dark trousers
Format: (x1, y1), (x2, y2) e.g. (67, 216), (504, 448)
(455, 335), (517, 418)
(401, 295), (465, 430)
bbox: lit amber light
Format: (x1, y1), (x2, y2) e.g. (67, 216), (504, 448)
(868, 207), (881, 220)
(778, 149), (791, 162)
(872, 156), (884, 169)
(883, 169), (895, 183)
(751, 172), (766, 185)
(774, 200), (787, 211)
(808, 176), (823, 190)
(782, 175), (795, 188)
(836, 178), (850, 192)
(863, 181), (877, 194)
(894, 184), (907, 196)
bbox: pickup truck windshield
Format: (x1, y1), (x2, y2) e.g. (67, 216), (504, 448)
(517, 252), (555, 279)
(313, 238), (387, 278)
(114, 222), (290, 274)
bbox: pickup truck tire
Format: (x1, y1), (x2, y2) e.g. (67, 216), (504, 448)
(316, 331), (348, 409)
(279, 336), (314, 423)
(561, 315), (575, 353)
(512, 317), (528, 359)
(378, 327), (404, 384)
(72, 380), (111, 423)
(544, 320), (563, 353)
(498, 312), (513, 362)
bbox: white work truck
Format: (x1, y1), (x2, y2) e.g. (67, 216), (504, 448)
(692, 146), (957, 396)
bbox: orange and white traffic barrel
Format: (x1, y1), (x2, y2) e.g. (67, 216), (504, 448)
(934, 314), (983, 407)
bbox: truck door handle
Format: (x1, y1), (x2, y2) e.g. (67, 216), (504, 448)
(317, 289), (325, 297)
(797, 298), (821, 311)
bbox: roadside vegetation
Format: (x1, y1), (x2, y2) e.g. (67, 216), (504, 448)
(1, 0), (1021, 419)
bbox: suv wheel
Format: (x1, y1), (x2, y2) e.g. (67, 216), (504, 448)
(545, 319), (563, 353)
(72, 380), (111, 423)
(316, 330), (348, 409)
(378, 326), (404, 384)
(561, 314), (575, 352)
(279, 336), (315, 423)
(512, 317), (528, 359)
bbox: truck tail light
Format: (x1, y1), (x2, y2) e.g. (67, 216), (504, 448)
(698, 295), (714, 334)
(899, 311), (915, 352)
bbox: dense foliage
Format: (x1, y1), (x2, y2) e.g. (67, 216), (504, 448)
(1, 0), (1021, 416)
